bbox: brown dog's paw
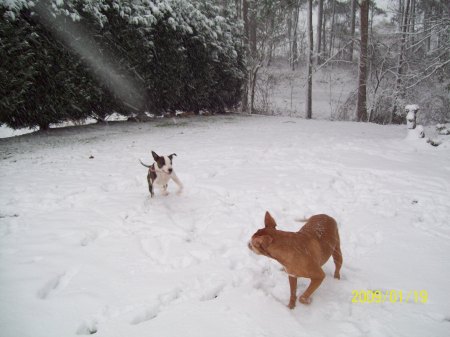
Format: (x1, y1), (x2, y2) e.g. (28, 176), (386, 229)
(334, 272), (341, 280)
(299, 296), (312, 305)
(288, 300), (296, 309)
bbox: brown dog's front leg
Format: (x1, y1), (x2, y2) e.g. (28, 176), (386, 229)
(288, 276), (297, 309)
(299, 269), (325, 304)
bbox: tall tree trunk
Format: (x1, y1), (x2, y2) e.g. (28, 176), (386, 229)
(305, 0), (313, 119)
(356, 0), (369, 122)
(250, 65), (261, 114)
(322, 11), (327, 60)
(398, 0), (411, 80)
(39, 123), (50, 131)
(287, 13), (292, 66)
(348, 0), (356, 62)
(390, 0), (411, 121)
(437, 4), (444, 49)
(291, 3), (300, 70)
(316, 0), (324, 65)
(410, 0), (416, 45)
(241, 0), (249, 112)
(267, 12), (275, 66)
(249, 3), (257, 59)
(424, 6), (430, 52)
(398, 0), (404, 28)
(249, 1), (258, 114)
(369, 1), (374, 41)
(243, 0), (249, 47)
(329, 0), (336, 59)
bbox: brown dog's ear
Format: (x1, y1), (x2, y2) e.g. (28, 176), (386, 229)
(152, 151), (159, 161)
(264, 211), (277, 229)
(168, 153), (177, 160)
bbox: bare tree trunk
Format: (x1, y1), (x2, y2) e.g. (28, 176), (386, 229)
(305, 0), (313, 119)
(399, 0), (411, 78)
(316, 0), (324, 64)
(291, 2), (300, 70)
(356, 0), (369, 122)
(322, 11), (327, 60)
(390, 0), (411, 121)
(39, 123), (50, 131)
(329, 0), (336, 59)
(241, 0), (249, 112)
(398, 0), (404, 27)
(267, 12), (275, 66)
(424, 6), (430, 52)
(249, 1), (258, 114)
(287, 13), (292, 67)
(437, 4), (444, 49)
(249, 3), (257, 58)
(243, 0), (249, 46)
(348, 0), (356, 62)
(410, 0), (416, 45)
(369, 1), (375, 41)
(250, 65), (261, 114)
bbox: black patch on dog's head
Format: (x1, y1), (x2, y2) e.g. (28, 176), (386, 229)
(152, 151), (166, 168)
(156, 157), (166, 168)
(168, 153), (177, 163)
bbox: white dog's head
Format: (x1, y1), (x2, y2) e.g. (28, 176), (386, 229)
(152, 151), (176, 174)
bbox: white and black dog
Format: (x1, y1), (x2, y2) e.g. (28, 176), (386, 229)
(140, 151), (183, 198)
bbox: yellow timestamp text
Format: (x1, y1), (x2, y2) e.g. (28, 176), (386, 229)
(351, 290), (428, 304)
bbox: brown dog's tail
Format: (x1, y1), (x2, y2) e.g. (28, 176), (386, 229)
(139, 159), (152, 168)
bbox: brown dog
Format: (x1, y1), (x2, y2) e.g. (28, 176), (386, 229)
(248, 211), (342, 309)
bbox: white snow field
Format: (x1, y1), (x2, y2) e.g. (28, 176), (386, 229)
(1, 115), (449, 337)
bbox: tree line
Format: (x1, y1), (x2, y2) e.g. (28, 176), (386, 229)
(234, 0), (448, 123)
(0, 0), (448, 130)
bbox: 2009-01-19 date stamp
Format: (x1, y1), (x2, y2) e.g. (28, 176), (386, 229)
(352, 290), (428, 304)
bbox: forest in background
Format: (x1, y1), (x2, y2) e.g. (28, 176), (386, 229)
(0, 0), (449, 130)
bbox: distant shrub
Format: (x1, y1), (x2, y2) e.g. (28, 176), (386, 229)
(0, 0), (245, 130)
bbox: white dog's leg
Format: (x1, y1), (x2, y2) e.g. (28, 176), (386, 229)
(160, 184), (169, 196)
(171, 172), (184, 195)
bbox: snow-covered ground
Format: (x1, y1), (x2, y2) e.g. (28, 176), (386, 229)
(0, 125), (35, 139)
(1, 115), (449, 337)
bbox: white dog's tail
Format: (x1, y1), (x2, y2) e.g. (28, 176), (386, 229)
(139, 159), (152, 168)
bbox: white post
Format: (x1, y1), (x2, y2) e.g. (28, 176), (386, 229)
(405, 104), (419, 129)
(405, 104), (425, 139)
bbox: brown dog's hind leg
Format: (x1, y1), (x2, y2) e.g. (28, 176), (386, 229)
(332, 240), (343, 280)
(288, 276), (298, 309)
(299, 268), (325, 304)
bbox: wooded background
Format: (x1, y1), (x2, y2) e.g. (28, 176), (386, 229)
(0, 0), (448, 130)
